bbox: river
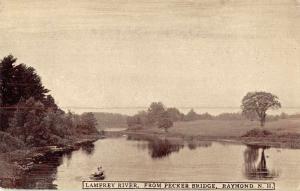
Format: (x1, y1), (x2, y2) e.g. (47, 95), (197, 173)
(16, 136), (300, 191)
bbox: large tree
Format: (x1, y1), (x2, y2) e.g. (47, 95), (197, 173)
(147, 102), (165, 125)
(0, 55), (49, 130)
(241, 91), (281, 127)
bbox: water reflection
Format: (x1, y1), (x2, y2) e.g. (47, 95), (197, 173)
(128, 135), (212, 158)
(1, 143), (96, 189)
(244, 145), (279, 180)
(187, 140), (212, 150)
(4, 137), (299, 189)
(16, 153), (63, 189)
(81, 142), (95, 155)
(148, 139), (184, 159)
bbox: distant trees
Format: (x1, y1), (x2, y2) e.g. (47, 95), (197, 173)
(77, 112), (99, 134)
(127, 98), (286, 130)
(126, 114), (142, 128)
(241, 91), (281, 126)
(166, 107), (184, 122)
(184, 109), (200, 121)
(183, 109), (213, 121)
(126, 92), (284, 130)
(93, 112), (128, 129)
(127, 102), (174, 131)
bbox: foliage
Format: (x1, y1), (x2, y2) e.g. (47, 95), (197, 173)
(166, 108), (184, 122)
(0, 131), (25, 153)
(215, 113), (245, 120)
(184, 109), (199, 121)
(147, 102), (166, 125)
(8, 97), (50, 146)
(242, 129), (273, 138)
(0, 55), (99, 148)
(127, 102), (175, 131)
(241, 91), (281, 126)
(77, 112), (99, 134)
(157, 111), (173, 132)
(0, 55), (49, 130)
(93, 112), (128, 129)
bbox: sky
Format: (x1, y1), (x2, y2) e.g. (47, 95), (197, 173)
(0, 0), (300, 114)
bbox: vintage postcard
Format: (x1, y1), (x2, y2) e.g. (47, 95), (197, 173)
(0, 0), (300, 190)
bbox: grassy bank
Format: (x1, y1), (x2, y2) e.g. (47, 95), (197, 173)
(126, 119), (300, 147)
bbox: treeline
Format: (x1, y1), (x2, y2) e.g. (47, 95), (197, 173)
(127, 102), (296, 130)
(126, 103), (214, 129)
(126, 102), (175, 131)
(0, 55), (98, 151)
(92, 112), (128, 129)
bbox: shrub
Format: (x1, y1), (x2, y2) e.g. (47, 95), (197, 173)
(242, 129), (273, 138)
(0, 131), (25, 153)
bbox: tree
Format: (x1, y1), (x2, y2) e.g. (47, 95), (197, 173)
(0, 55), (17, 130)
(166, 107), (184, 121)
(77, 112), (98, 134)
(81, 113), (98, 129)
(184, 109), (200, 121)
(42, 95), (58, 111)
(8, 97), (48, 145)
(241, 91), (281, 127)
(126, 114), (142, 128)
(147, 102), (165, 124)
(157, 111), (173, 132)
(0, 55), (49, 130)
(13, 64), (49, 101)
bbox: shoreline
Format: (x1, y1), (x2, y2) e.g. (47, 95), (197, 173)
(0, 135), (100, 188)
(122, 129), (300, 149)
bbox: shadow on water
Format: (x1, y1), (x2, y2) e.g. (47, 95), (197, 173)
(148, 139), (184, 159)
(187, 140), (212, 150)
(16, 153), (62, 189)
(7, 143), (96, 189)
(127, 135), (184, 159)
(127, 134), (212, 158)
(5, 136), (293, 189)
(81, 142), (95, 155)
(243, 145), (279, 180)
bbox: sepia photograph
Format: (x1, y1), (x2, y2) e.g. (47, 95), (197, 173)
(0, 0), (300, 190)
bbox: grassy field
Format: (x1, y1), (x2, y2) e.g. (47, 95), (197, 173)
(132, 118), (300, 138)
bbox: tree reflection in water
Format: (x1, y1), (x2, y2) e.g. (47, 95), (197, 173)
(128, 135), (212, 158)
(16, 153), (64, 189)
(148, 139), (184, 159)
(187, 140), (212, 150)
(81, 142), (95, 155)
(11, 143), (96, 189)
(244, 145), (279, 180)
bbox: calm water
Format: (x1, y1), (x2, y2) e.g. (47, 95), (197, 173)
(18, 136), (300, 191)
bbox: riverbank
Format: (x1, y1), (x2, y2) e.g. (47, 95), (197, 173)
(0, 134), (100, 188)
(125, 119), (300, 148)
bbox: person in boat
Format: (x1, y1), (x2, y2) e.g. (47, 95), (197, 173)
(97, 166), (103, 172)
(94, 166), (104, 176)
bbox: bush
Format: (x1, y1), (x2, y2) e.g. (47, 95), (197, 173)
(0, 131), (25, 153)
(242, 129), (273, 138)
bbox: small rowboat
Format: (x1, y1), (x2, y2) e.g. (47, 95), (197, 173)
(90, 170), (105, 180)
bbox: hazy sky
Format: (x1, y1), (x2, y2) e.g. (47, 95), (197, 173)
(1, 0), (300, 113)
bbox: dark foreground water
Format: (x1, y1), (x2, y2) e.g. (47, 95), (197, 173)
(15, 136), (300, 190)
